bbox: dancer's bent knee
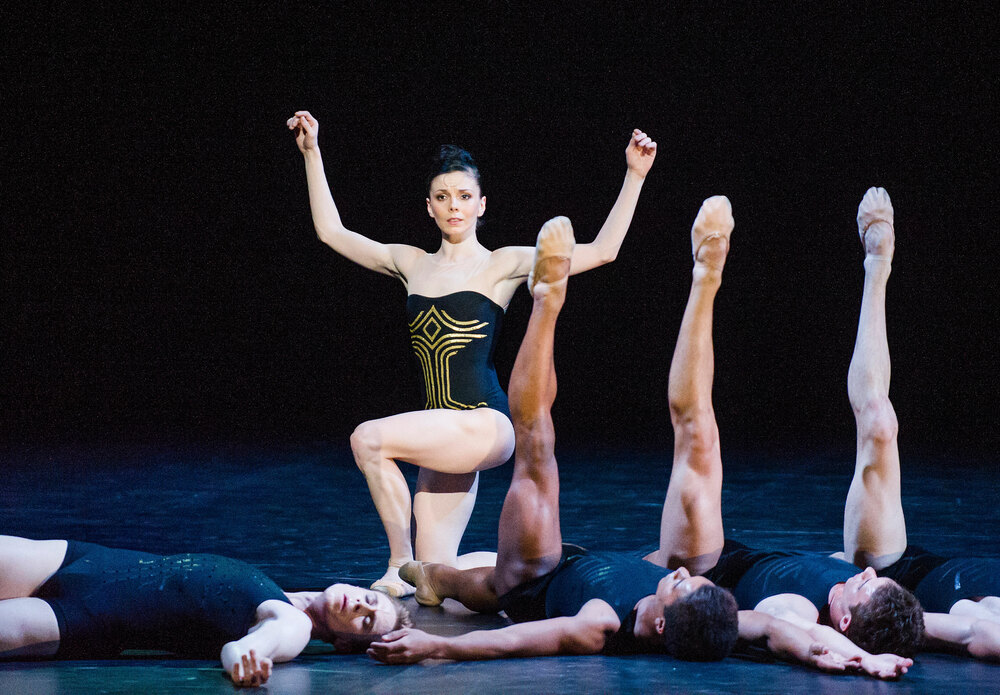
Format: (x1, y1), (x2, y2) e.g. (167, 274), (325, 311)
(350, 420), (384, 470)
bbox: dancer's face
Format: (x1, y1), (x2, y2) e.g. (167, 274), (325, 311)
(633, 567), (714, 642)
(426, 170), (485, 237)
(827, 567), (895, 632)
(310, 583), (399, 641)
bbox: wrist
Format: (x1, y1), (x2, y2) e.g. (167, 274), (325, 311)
(431, 635), (450, 659)
(625, 169), (647, 183)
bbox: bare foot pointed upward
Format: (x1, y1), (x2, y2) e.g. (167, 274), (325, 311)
(528, 216), (575, 300)
(691, 195), (734, 271)
(857, 187), (895, 262)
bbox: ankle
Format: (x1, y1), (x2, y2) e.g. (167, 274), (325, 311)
(691, 265), (723, 287)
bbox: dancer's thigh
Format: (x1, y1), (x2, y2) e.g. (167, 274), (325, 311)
(363, 408), (514, 474)
(0, 536), (67, 599)
(0, 597), (60, 657)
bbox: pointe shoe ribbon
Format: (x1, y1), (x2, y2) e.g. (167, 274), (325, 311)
(693, 232), (730, 264)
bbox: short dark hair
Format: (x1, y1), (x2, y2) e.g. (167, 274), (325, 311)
(389, 595), (414, 630)
(847, 583), (924, 657)
(661, 585), (739, 661)
(426, 145), (482, 195)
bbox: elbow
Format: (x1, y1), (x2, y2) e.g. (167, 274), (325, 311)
(596, 248), (618, 266)
(315, 225), (340, 248)
(564, 619), (611, 655)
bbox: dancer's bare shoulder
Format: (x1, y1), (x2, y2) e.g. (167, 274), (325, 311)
(488, 244), (535, 279)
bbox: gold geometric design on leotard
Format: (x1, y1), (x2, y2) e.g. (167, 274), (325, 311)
(408, 304), (490, 410)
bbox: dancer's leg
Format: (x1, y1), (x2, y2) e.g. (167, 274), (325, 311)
(646, 197), (733, 575)
(0, 599), (60, 657)
(414, 469), (496, 568)
(494, 217), (575, 597)
(352, 407), (514, 596)
(842, 187), (906, 569)
(0, 536), (67, 599)
(0, 536), (66, 658)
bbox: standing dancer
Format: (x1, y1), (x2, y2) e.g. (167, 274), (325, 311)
(287, 111), (656, 596)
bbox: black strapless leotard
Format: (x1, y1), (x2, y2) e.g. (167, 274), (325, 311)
(406, 291), (510, 418)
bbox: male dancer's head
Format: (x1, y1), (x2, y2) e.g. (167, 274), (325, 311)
(633, 567), (738, 659)
(287, 583), (413, 652)
(827, 568), (923, 656)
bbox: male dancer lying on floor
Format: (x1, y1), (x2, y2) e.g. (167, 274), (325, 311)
(0, 535), (411, 686)
(369, 204), (906, 676)
(833, 188), (1000, 661)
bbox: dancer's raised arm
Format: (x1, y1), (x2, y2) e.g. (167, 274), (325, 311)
(287, 111), (421, 279)
(568, 128), (657, 274)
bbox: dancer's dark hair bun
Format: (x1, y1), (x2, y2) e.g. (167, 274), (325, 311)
(425, 145), (482, 194)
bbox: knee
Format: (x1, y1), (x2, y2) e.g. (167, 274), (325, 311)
(514, 415), (554, 462)
(350, 420), (383, 468)
(856, 397), (898, 445)
(671, 409), (718, 455)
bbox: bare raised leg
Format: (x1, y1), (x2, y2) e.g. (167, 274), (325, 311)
(494, 217), (575, 597)
(352, 407), (515, 596)
(647, 196), (733, 575)
(842, 187), (906, 569)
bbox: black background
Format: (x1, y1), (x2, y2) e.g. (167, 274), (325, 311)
(5, 3), (998, 460)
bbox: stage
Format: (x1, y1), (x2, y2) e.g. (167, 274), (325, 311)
(2, 443), (996, 693)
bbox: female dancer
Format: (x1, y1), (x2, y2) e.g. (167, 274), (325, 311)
(287, 111), (656, 595)
(0, 534), (411, 687)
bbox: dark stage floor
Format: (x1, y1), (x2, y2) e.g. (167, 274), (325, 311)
(2, 443), (998, 693)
